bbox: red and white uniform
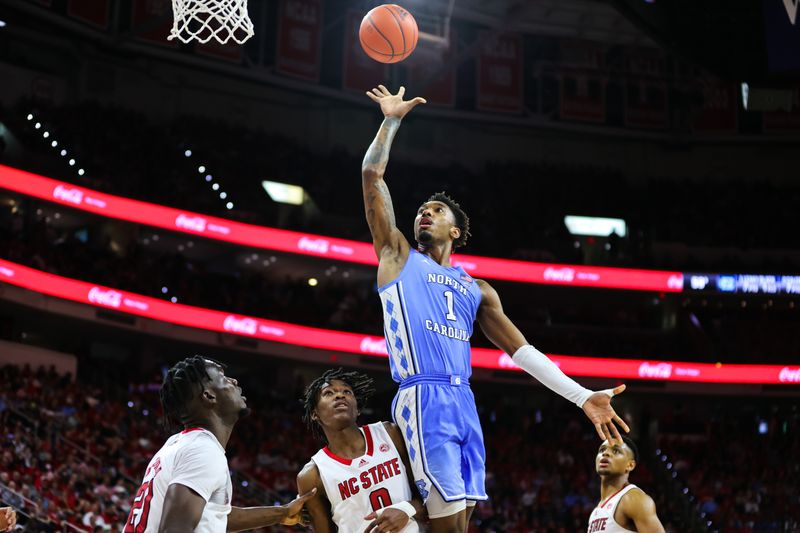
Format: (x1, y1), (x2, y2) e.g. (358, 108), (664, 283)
(312, 422), (419, 533)
(587, 484), (639, 533)
(124, 428), (232, 533)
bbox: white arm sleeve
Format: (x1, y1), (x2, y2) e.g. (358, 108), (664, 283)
(511, 345), (596, 408)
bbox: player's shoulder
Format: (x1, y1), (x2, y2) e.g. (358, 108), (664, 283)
(297, 460), (323, 490)
(618, 486), (657, 515)
(381, 420), (401, 438)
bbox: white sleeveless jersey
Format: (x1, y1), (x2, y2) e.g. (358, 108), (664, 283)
(312, 423), (419, 533)
(124, 428), (232, 533)
(587, 484), (639, 533)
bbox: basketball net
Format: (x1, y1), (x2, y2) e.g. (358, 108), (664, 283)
(168, 0), (254, 44)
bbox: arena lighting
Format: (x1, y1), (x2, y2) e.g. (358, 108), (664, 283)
(0, 258), (796, 385)
(198, 165), (206, 173)
(60, 150), (67, 156)
(262, 180), (305, 206)
(564, 215), (627, 237)
(741, 82), (750, 110)
(212, 183), (220, 191)
(0, 20), (6, 28)
(226, 202), (234, 209)
(27, 114), (33, 121)
(220, 192), (227, 199)
(34, 122), (41, 129)
(0, 164), (684, 292)
(184, 149), (192, 157)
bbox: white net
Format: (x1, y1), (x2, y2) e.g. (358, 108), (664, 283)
(168, 0), (254, 44)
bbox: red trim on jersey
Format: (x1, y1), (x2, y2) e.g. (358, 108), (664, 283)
(322, 425), (374, 465)
(181, 427), (204, 434)
(363, 425), (374, 456)
(599, 483), (629, 509)
(322, 446), (353, 465)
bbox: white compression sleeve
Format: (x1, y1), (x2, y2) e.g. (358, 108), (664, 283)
(511, 345), (594, 408)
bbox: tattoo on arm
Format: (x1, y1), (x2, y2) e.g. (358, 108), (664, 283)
(365, 180), (396, 233)
(362, 118), (401, 175)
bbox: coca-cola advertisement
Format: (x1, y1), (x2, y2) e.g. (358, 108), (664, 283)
(779, 367), (800, 383)
(476, 32), (523, 113)
(53, 185), (84, 205)
(223, 315), (258, 336)
(175, 214), (208, 233)
(276, 0), (323, 81)
(88, 287), (122, 309)
(638, 362), (673, 379)
(297, 236), (330, 255)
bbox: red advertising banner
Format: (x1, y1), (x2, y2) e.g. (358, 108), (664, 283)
(0, 258), (796, 385)
(763, 87), (800, 133)
(477, 32), (523, 113)
(692, 81), (738, 133)
(404, 30), (456, 107)
(343, 10), (388, 92)
(0, 164), (684, 292)
(275, 0), (323, 81)
(559, 71), (606, 123)
(131, 0), (177, 47)
(67, 0), (110, 29)
(624, 80), (669, 129)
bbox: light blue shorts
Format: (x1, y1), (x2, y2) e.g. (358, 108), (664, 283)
(392, 374), (488, 503)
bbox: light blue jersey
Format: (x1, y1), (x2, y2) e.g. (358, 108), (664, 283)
(378, 249), (482, 381)
(379, 249), (488, 503)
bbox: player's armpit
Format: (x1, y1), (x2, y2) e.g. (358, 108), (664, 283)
(297, 462), (335, 533)
(158, 483), (206, 533)
(618, 489), (666, 533)
(475, 279), (528, 355)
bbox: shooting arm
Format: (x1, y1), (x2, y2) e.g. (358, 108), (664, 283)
(476, 279), (593, 407)
(362, 118), (409, 259)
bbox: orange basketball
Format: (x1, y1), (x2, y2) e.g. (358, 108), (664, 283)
(359, 4), (418, 64)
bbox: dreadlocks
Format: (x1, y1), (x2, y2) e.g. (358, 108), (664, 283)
(302, 368), (375, 443)
(160, 356), (222, 432)
(426, 192), (471, 249)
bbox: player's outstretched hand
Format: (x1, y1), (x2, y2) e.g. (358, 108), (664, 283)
(582, 384), (630, 443)
(366, 85), (426, 120)
(281, 487), (316, 526)
(0, 507), (16, 532)
(363, 508), (410, 533)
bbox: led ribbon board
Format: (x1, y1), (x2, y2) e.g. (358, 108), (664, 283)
(0, 259), (796, 385)
(0, 165), (683, 292)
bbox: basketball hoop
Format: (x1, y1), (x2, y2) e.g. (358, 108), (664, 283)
(168, 0), (254, 44)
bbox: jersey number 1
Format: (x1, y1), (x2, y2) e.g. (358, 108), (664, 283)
(443, 291), (457, 321)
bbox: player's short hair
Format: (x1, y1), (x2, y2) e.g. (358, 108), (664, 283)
(301, 368), (375, 443)
(160, 355), (222, 431)
(621, 435), (640, 463)
(426, 192), (471, 249)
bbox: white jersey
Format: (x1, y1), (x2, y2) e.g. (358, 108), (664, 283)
(124, 428), (232, 533)
(312, 422), (419, 533)
(587, 484), (639, 533)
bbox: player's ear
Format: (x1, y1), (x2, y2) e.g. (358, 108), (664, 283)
(450, 226), (461, 241)
(626, 459), (636, 474)
(202, 388), (217, 405)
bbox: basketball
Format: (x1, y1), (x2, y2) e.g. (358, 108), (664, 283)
(359, 4), (418, 64)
